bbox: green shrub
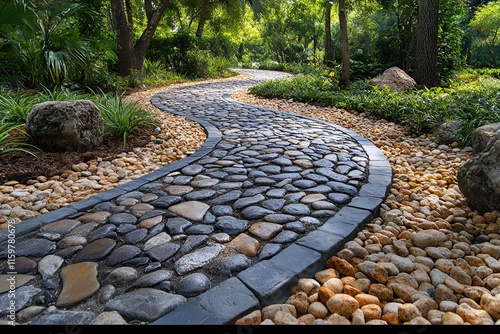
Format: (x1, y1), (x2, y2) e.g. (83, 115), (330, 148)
(249, 69), (500, 146)
(92, 92), (159, 146)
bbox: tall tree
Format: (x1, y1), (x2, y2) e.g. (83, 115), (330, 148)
(110, 0), (172, 81)
(413, 0), (439, 87)
(338, 0), (350, 88)
(324, 1), (334, 66)
(195, 0), (210, 38)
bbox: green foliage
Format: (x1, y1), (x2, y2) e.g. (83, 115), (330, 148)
(92, 92), (159, 146)
(142, 59), (184, 86)
(469, 1), (500, 45)
(0, 123), (39, 157)
(148, 32), (237, 79)
(469, 1), (500, 67)
(0, 90), (40, 125)
(249, 69), (500, 146)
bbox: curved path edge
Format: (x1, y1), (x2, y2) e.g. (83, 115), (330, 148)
(0, 70), (393, 325)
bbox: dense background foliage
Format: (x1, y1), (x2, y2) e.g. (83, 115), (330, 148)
(0, 0), (499, 154)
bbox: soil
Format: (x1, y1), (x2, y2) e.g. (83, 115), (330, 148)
(0, 125), (158, 185)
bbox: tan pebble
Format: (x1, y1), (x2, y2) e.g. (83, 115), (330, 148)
(439, 300), (458, 312)
(297, 314), (315, 325)
(273, 310), (298, 325)
(389, 283), (419, 302)
(365, 319), (388, 325)
(355, 293), (381, 307)
(307, 301), (328, 319)
(381, 312), (400, 325)
(285, 292), (309, 315)
(357, 261), (389, 283)
(351, 308), (365, 324)
(291, 278), (320, 295)
(325, 256), (356, 276)
(261, 304), (296, 320)
(323, 277), (343, 293)
(325, 293), (359, 318)
(484, 273), (500, 289)
(398, 303), (422, 322)
(445, 276), (465, 294)
(389, 272), (419, 289)
(343, 284), (361, 297)
(361, 304), (382, 322)
(313, 319), (330, 325)
(326, 313), (351, 325)
(89, 311), (127, 325)
(413, 298), (438, 318)
(404, 316), (431, 325)
(314, 268), (339, 284)
(456, 302), (494, 324)
(463, 286), (490, 301)
(57, 236), (86, 248)
(441, 311), (465, 324)
(367, 283), (394, 302)
(450, 265), (473, 285)
(411, 268), (431, 284)
(340, 276), (356, 286)
(480, 293), (500, 321)
(434, 284), (458, 304)
(260, 319), (275, 325)
(318, 286), (335, 304)
(307, 292), (318, 304)
(365, 243), (383, 254)
(352, 278), (371, 293)
(235, 310), (261, 325)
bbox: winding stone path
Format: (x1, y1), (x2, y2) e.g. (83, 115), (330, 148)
(0, 69), (391, 325)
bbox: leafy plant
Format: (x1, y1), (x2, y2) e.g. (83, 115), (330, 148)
(0, 90), (39, 125)
(0, 122), (39, 157)
(93, 92), (159, 146)
(249, 69), (500, 146)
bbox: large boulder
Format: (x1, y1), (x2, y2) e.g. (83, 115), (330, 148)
(25, 100), (104, 152)
(457, 122), (500, 214)
(369, 67), (417, 92)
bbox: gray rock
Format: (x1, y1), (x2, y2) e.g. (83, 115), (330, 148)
(458, 122), (500, 213)
(369, 67), (417, 92)
(176, 273), (211, 297)
(436, 120), (462, 145)
(105, 288), (186, 322)
(30, 310), (95, 325)
(25, 100), (104, 152)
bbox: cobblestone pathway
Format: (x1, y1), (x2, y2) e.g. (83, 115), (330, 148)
(0, 69), (391, 325)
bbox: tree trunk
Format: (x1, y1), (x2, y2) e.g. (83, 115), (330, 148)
(338, 0), (349, 89)
(413, 0), (440, 88)
(110, 0), (136, 78)
(324, 1), (334, 66)
(196, 0), (209, 38)
(110, 0), (172, 81)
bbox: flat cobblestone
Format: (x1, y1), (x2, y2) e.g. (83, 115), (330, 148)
(0, 69), (391, 325)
